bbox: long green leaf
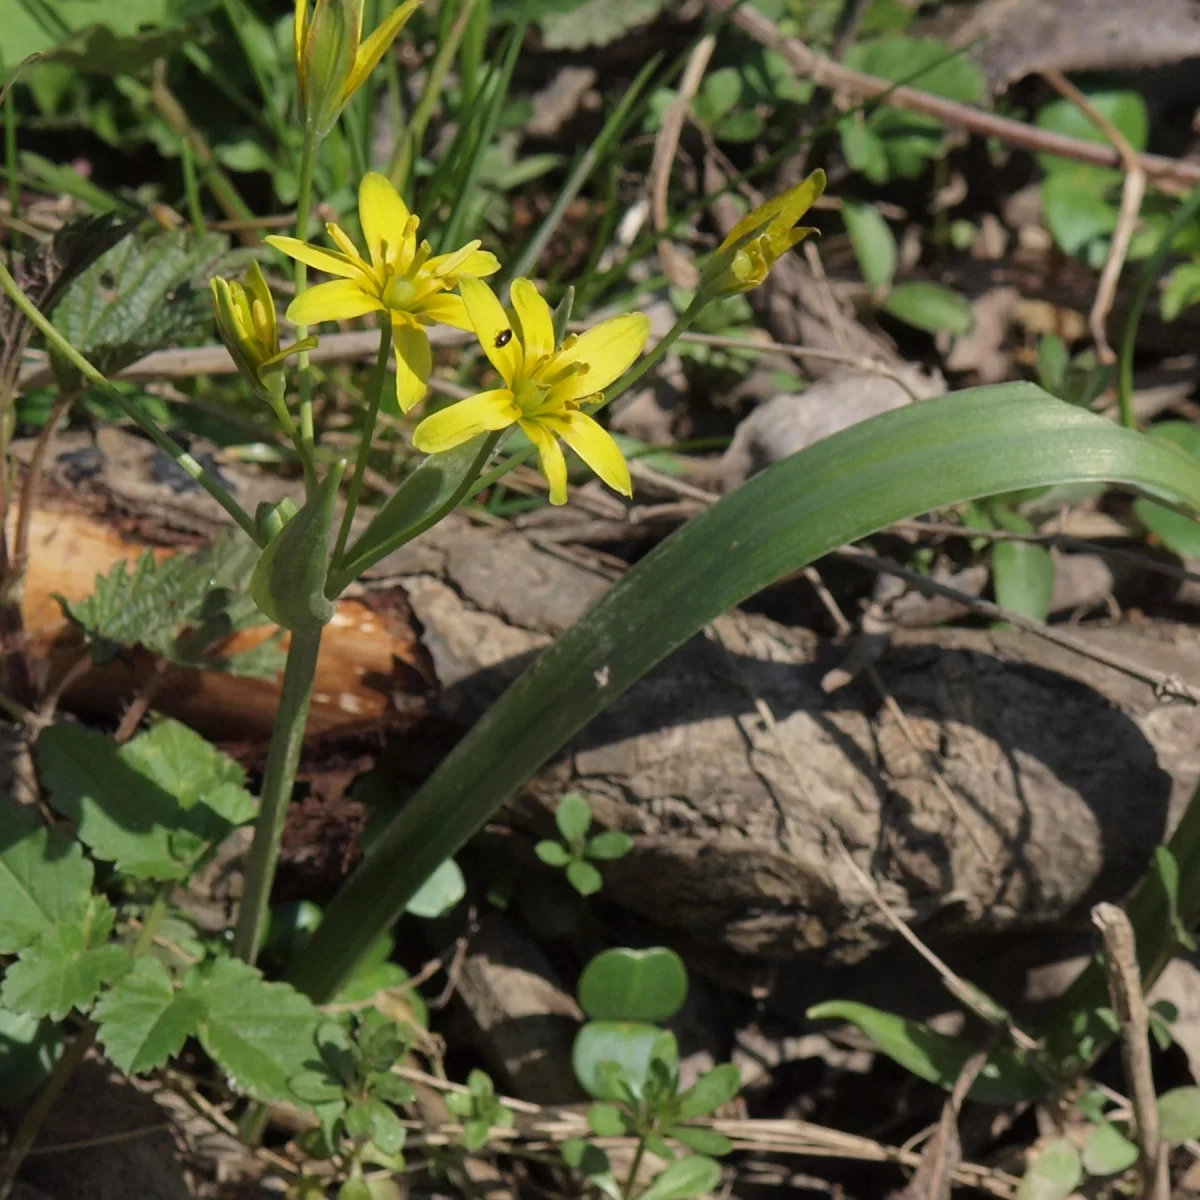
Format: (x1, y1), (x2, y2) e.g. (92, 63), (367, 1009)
(288, 384), (1200, 1000)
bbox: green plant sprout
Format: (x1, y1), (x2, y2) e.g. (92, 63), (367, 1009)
(444, 1069), (514, 1151)
(566, 947), (740, 1200)
(535, 792), (633, 897)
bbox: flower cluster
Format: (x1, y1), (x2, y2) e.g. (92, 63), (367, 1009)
(216, 161), (823, 505)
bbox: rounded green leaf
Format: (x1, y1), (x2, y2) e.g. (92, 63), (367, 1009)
(289, 385), (1200, 1003)
(567, 860), (604, 897)
(405, 857), (464, 919)
(1081, 1122), (1138, 1176)
(535, 840), (573, 867)
(1159, 1085), (1200, 1142)
(667, 1126), (734, 1157)
(1019, 1139), (1082, 1200)
(587, 1102), (629, 1137)
(636, 1154), (722, 1200)
(578, 947), (688, 1023)
(572, 1021), (678, 1101)
(843, 199), (897, 290)
(1036, 90), (1148, 172)
(992, 539), (1055, 623)
(556, 792), (592, 843)
(587, 831), (634, 861)
(882, 281), (973, 335)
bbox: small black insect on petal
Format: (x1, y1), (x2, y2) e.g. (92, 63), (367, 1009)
(494, 328), (513, 348)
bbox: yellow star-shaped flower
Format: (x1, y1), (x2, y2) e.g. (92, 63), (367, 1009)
(413, 278), (649, 506)
(266, 172), (499, 412)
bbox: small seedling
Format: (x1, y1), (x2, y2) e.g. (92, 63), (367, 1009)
(444, 1069), (514, 1151)
(535, 792), (633, 896)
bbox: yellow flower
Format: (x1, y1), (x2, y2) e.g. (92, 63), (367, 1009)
(412, 277), (649, 506)
(266, 172), (499, 412)
(295, 0), (422, 139)
(210, 262), (316, 399)
(701, 169), (826, 296)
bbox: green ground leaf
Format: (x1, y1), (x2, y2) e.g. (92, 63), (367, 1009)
(1081, 1122), (1138, 1176)
(187, 958), (321, 1104)
(883, 281), (973, 335)
(566, 860), (603, 896)
(678, 1064), (742, 1119)
(990, 509), (1056, 623)
(555, 791), (592, 843)
(843, 199), (897, 290)
(0, 797), (93, 954)
(1036, 90), (1149, 173)
(808, 1000), (1046, 1105)
(1158, 1086), (1200, 1141)
(289, 385), (1200, 1002)
(572, 1022), (677, 1101)
(845, 36), (984, 103)
(636, 1155), (722, 1200)
(1162, 261), (1200, 321)
(578, 947), (688, 1023)
(538, 0), (665, 49)
(405, 858), (466, 919)
(667, 1126), (733, 1157)
(586, 831), (633, 861)
(1, 897), (131, 1020)
(37, 722), (251, 881)
(1018, 1139), (1082, 1200)
(93, 955), (204, 1073)
(1041, 171), (1119, 257)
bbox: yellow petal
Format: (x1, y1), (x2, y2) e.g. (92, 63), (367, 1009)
(245, 261), (277, 347)
(426, 240), (482, 279)
(460, 276), (523, 386)
(325, 222), (369, 269)
(416, 291), (473, 331)
(413, 389), (521, 453)
(359, 171), (411, 272)
(455, 249), (501, 278)
(393, 320), (433, 413)
(717, 169), (826, 254)
(548, 313), (650, 403)
(287, 278), (383, 324)
(510, 278), (555, 365)
(521, 420), (569, 505)
(340, 0), (421, 106)
(546, 411), (631, 498)
(266, 234), (361, 279)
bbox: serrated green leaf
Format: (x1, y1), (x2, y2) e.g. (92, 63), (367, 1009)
(0, 1006), (62, 1105)
(538, 0), (665, 49)
(556, 792), (592, 843)
(92, 955), (204, 1073)
(807, 1000), (1046, 1105)
(2, 897), (131, 1019)
(1018, 1139), (1082, 1200)
(122, 718), (251, 814)
(186, 958), (321, 1104)
(843, 200), (897, 290)
(636, 1154), (722, 1200)
(0, 797), (93, 954)
(37, 722), (252, 881)
(883, 281), (973, 335)
(60, 532), (281, 679)
(1081, 1122), (1138, 1176)
(51, 229), (235, 383)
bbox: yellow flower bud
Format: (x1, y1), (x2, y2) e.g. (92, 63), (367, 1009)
(210, 263), (316, 399)
(294, 0), (422, 140)
(700, 169), (826, 298)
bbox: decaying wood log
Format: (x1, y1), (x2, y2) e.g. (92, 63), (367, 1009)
(18, 429), (1200, 970)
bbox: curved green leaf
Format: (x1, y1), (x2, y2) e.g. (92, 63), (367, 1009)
(578, 947), (688, 1024)
(288, 384), (1200, 1000)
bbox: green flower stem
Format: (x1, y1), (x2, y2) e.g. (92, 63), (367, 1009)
(333, 321), (392, 565)
(232, 624), (324, 964)
(621, 1137), (648, 1200)
(0, 884), (172, 1200)
(266, 376), (317, 495)
(293, 135), (318, 452)
(0, 258), (260, 543)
